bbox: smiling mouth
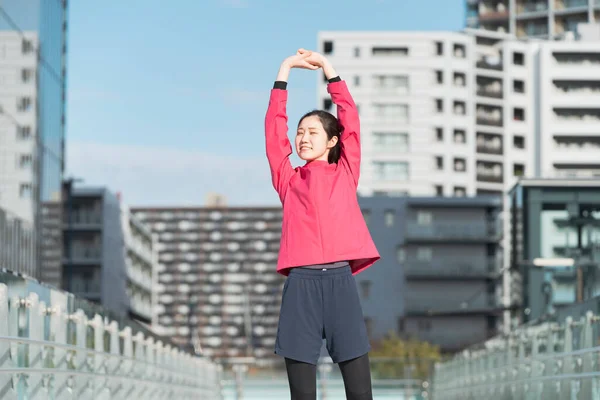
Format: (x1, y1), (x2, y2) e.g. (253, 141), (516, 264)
(300, 147), (312, 151)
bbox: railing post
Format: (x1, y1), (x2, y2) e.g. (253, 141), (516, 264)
(131, 332), (147, 399)
(49, 302), (70, 399)
(579, 312), (594, 399)
(73, 309), (92, 399)
(91, 314), (109, 400)
(0, 284), (16, 400)
(560, 316), (574, 399)
(119, 327), (134, 400)
(27, 293), (45, 400)
(106, 321), (120, 398)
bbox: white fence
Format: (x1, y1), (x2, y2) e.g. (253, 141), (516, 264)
(0, 283), (223, 399)
(432, 311), (600, 399)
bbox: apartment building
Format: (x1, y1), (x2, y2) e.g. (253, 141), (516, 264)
(131, 205), (284, 360)
(319, 24), (600, 194)
(317, 32), (477, 198)
(59, 187), (156, 324)
(467, 0), (600, 39)
(357, 195), (503, 352)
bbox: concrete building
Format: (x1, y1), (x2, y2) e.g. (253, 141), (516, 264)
(507, 178), (600, 327)
(0, 205), (36, 275)
(60, 187), (156, 324)
(318, 25), (600, 199)
(131, 205), (285, 360)
(357, 195), (504, 353)
(466, 0), (600, 39)
(317, 31), (477, 198)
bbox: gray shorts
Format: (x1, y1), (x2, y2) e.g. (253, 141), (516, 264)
(274, 265), (371, 365)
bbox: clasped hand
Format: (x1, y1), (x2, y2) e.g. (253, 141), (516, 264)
(283, 48), (325, 70)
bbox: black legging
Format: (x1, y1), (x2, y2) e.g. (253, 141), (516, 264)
(285, 354), (373, 400)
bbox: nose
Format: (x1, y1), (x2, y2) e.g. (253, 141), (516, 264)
(300, 132), (310, 143)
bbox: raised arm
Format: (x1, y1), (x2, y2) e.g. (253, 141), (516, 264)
(300, 50), (361, 186)
(265, 53), (319, 203)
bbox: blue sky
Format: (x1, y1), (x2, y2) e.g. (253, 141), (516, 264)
(66, 0), (465, 206)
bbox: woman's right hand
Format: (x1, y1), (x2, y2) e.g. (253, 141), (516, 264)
(282, 51), (320, 70)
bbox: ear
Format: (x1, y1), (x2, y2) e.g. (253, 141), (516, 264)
(327, 135), (339, 149)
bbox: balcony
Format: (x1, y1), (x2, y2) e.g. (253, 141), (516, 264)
(403, 258), (499, 280)
(555, 0), (589, 12)
(516, 1), (549, 15)
(476, 116), (503, 127)
(404, 222), (501, 242)
(63, 212), (102, 229)
(477, 87), (503, 99)
(476, 59), (503, 71)
(404, 293), (500, 316)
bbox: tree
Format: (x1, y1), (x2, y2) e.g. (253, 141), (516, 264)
(368, 332), (441, 380)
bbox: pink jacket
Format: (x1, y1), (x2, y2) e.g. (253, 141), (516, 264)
(265, 80), (380, 276)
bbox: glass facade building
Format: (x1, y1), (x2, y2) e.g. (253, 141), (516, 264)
(0, 0), (68, 204)
(0, 0), (68, 279)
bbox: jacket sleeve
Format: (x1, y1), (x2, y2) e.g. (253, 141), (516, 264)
(265, 88), (295, 203)
(327, 80), (361, 187)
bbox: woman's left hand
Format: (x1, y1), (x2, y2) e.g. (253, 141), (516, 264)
(297, 48), (326, 68)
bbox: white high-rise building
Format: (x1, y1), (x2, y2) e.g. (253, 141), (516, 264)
(466, 0), (600, 40)
(318, 24), (600, 197)
(317, 32), (477, 198)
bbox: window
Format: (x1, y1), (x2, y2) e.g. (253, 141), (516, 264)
(454, 186), (466, 197)
(372, 47), (408, 56)
(454, 101), (466, 115)
(373, 132), (408, 152)
(436, 41), (443, 55)
(454, 157), (466, 172)
(397, 317), (405, 334)
(417, 211), (432, 225)
(373, 162), (409, 181)
(323, 41), (333, 54)
(354, 47), (360, 57)
(17, 126), (31, 140)
(373, 104), (409, 122)
(435, 156), (444, 170)
(514, 108), (525, 121)
(453, 72), (466, 87)
(17, 97), (32, 112)
(436, 70), (443, 84)
(453, 44), (466, 58)
(354, 75), (361, 86)
(436, 127), (443, 142)
(323, 98), (332, 111)
(416, 247), (432, 261)
(373, 75), (408, 93)
(514, 163), (525, 177)
(384, 210), (395, 227)
(19, 183), (32, 198)
(360, 280), (372, 298)
(22, 39), (33, 54)
(418, 319), (432, 331)
(513, 52), (524, 65)
(435, 185), (443, 196)
(435, 99), (443, 113)
(396, 246), (405, 263)
(19, 154), (32, 169)
(21, 69), (33, 83)
(513, 80), (525, 93)
(453, 129), (466, 143)
(513, 135), (525, 149)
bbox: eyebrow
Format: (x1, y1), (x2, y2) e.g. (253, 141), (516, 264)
(298, 126), (320, 130)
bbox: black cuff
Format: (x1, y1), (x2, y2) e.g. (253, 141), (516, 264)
(273, 81), (287, 90)
(328, 76), (341, 83)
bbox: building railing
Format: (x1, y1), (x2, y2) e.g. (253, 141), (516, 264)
(0, 272), (223, 399)
(403, 258), (498, 279)
(405, 222), (501, 242)
(432, 310), (600, 399)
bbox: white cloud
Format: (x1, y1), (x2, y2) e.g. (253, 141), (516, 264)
(66, 141), (281, 207)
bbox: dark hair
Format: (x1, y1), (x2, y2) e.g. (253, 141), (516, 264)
(298, 110), (341, 164)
